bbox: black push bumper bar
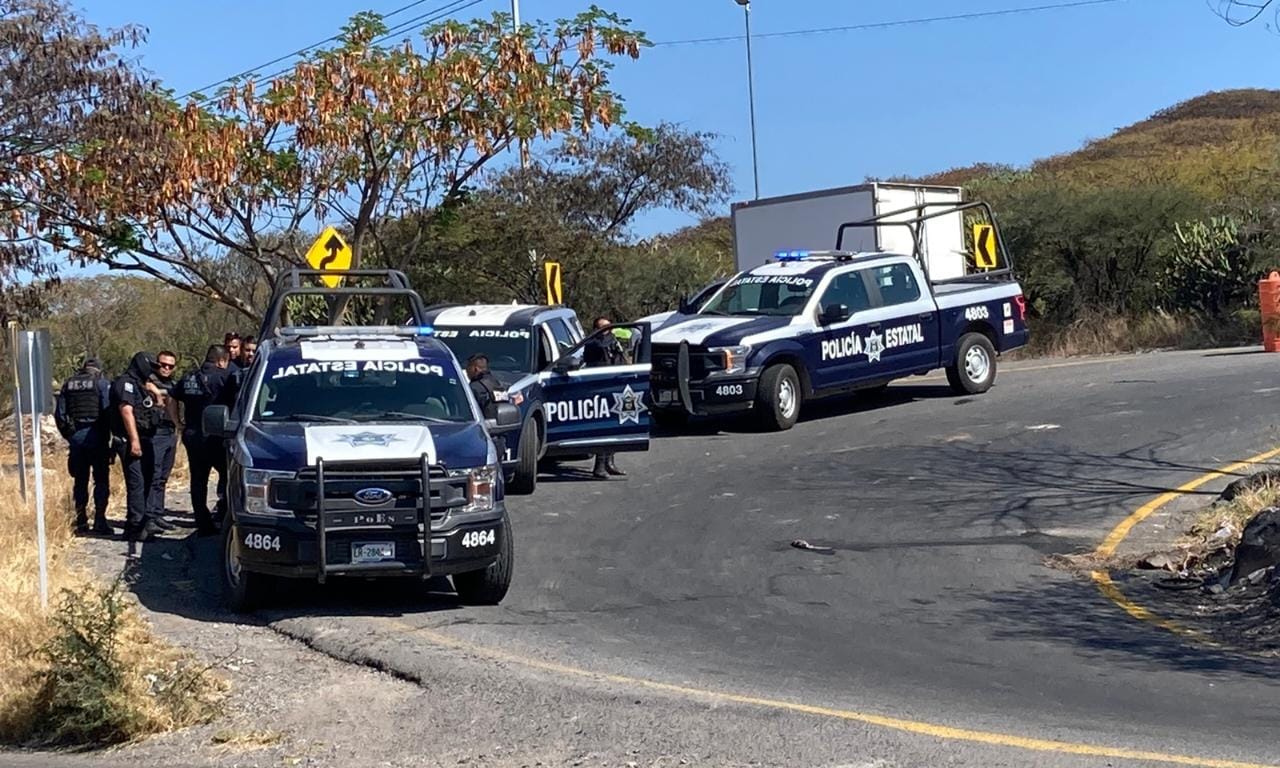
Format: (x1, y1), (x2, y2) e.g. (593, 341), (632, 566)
(267, 454), (470, 583)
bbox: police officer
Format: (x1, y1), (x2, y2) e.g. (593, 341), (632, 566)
(584, 316), (627, 479)
(465, 353), (507, 461)
(177, 345), (233, 536)
(239, 336), (257, 368)
(145, 351), (181, 531)
(224, 333), (242, 376)
(111, 351), (165, 553)
(54, 356), (112, 534)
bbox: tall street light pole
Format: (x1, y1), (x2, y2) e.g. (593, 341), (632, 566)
(735, 0), (760, 200)
(511, 0), (520, 31)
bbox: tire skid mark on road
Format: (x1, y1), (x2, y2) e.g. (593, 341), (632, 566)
(1090, 446), (1280, 648)
(388, 618), (1280, 768)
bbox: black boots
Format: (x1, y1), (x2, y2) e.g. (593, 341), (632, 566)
(74, 507), (89, 535)
(92, 510), (113, 535)
(592, 454), (626, 479)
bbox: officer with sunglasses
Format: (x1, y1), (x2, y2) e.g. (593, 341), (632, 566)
(145, 351), (182, 532)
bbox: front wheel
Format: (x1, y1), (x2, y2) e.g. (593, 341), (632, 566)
(755, 363), (801, 431)
(505, 420), (539, 495)
(452, 513), (514, 605)
(946, 333), (998, 395)
(221, 521), (274, 613)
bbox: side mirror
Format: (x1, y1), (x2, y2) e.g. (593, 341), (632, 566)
(820, 303), (851, 325)
(495, 402), (521, 427)
(201, 405), (237, 439)
(486, 402), (521, 431)
(678, 294), (695, 314)
(552, 356), (583, 374)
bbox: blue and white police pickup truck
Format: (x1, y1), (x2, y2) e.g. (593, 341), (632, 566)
(649, 207), (1029, 430)
(419, 303), (653, 494)
(202, 270), (523, 612)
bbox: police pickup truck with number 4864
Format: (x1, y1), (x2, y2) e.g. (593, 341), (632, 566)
(649, 207), (1029, 430)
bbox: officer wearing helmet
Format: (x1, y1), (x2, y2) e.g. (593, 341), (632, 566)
(54, 356), (113, 535)
(110, 351), (166, 554)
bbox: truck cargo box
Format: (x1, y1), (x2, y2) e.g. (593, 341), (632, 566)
(730, 182), (967, 280)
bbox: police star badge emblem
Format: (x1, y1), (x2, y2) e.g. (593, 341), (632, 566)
(335, 431), (403, 448)
(864, 329), (885, 363)
(611, 384), (648, 425)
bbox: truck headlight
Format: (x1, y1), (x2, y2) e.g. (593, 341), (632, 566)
(709, 345), (751, 375)
(449, 465), (497, 514)
(244, 468), (295, 516)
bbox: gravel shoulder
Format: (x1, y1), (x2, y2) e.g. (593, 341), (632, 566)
(3, 516), (1129, 768)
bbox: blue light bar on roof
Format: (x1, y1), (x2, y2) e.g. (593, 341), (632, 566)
(415, 325), (434, 336)
(774, 249), (810, 262)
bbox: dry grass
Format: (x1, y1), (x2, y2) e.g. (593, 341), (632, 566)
(1051, 479), (1280, 577)
(0, 440), (223, 746)
(1183, 481), (1280, 551)
(1014, 310), (1259, 359)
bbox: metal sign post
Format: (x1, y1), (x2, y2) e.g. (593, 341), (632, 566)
(17, 329), (53, 610)
(8, 321), (25, 500)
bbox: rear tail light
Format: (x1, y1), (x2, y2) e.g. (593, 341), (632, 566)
(1013, 295), (1027, 321)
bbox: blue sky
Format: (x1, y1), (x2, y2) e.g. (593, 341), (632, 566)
(75, 0), (1280, 237)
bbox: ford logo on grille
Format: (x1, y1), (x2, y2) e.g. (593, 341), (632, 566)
(354, 487), (393, 506)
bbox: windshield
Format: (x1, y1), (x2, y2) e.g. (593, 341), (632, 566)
(254, 358), (474, 423)
(700, 273), (818, 317)
(432, 327), (533, 374)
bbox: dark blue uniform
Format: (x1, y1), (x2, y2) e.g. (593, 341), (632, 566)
(177, 362), (232, 533)
(148, 373), (179, 527)
(55, 362), (112, 532)
(111, 352), (163, 546)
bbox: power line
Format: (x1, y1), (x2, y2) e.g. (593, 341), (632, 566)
(652, 0), (1129, 47)
(183, 0), (478, 100)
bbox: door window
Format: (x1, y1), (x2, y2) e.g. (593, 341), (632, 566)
(819, 271), (873, 315)
(547, 319), (577, 356)
(872, 263), (922, 306)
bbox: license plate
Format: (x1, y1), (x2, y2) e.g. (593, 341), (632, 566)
(656, 389), (676, 404)
(351, 541), (395, 563)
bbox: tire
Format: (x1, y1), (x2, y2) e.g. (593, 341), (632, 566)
(452, 513), (514, 605)
(505, 419), (539, 495)
(947, 332), (998, 395)
(652, 408), (688, 431)
(755, 363), (801, 431)
(221, 520), (273, 613)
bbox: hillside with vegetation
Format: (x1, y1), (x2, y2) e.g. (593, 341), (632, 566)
(674, 89), (1280, 355)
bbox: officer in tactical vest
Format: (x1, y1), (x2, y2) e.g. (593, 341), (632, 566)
(54, 356), (113, 534)
(111, 351), (166, 554)
(145, 351), (181, 532)
(584, 316), (628, 479)
(176, 345), (233, 536)
(465, 353), (506, 461)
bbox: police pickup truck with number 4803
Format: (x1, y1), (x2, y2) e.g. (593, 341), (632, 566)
(202, 270), (521, 612)
(649, 202), (1029, 430)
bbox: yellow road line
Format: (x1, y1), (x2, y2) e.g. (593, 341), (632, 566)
(1094, 446), (1280, 559)
(1090, 445), (1280, 644)
(391, 621), (1279, 768)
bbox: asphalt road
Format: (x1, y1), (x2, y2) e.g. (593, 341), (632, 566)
(49, 347), (1280, 767)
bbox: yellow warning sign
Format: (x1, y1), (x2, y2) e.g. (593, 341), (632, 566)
(973, 224), (998, 270)
(304, 226), (353, 288)
(544, 261), (563, 305)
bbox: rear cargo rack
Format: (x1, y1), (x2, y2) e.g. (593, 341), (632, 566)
(258, 268), (429, 341)
(835, 201), (1015, 285)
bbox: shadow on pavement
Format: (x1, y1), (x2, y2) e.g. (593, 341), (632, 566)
(649, 382), (960, 438)
(120, 510), (465, 627)
(957, 573), (1280, 679)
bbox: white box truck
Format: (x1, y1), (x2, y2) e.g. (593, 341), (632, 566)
(730, 182), (968, 280)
